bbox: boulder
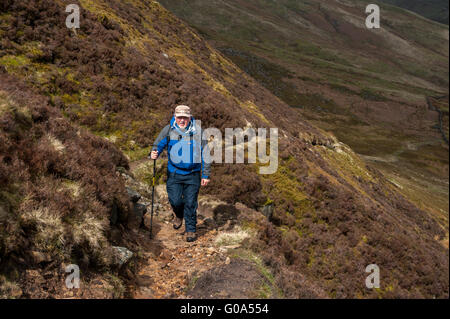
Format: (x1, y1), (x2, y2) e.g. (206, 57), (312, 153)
(128, 202), (147, 229)
(126, 187), (141, 203)
(111, 246), (133, 267)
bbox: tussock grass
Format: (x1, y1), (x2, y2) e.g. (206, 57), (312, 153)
(215, 227), (251, 247)
(20, 207), (65, 253)
(72, 214), (108, 249)
(47, 134), (65, 152)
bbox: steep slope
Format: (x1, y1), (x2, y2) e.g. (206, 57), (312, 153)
(0, 0), (448, 298)
(0, 72), (135, 298)
(158, 0), (449, 228)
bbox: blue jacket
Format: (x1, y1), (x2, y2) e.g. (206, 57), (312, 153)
(152, 116), (211, 179)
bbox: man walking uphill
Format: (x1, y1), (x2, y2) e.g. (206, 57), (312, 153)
(150, 105), (211, 242)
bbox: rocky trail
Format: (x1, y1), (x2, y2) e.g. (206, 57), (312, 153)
(123, 159), (273, 299)
(132, 213), (232, 299)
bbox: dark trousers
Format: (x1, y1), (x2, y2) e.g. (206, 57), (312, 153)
(166, 171), (201, 233)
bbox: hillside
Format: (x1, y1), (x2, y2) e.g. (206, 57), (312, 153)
(0, 72), (135, 297)
(158, 0), (450, 233)
(377, 0), (449, 25)
(0, 0), (448, 298)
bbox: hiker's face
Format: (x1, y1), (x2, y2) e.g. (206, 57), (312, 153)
(175, 116), (190, 129)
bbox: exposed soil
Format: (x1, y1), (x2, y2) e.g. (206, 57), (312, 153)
(131, 216), (228, 299)
(187, 258), (267, 299)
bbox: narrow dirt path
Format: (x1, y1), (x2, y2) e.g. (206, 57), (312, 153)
(131, 216), (230, 299)
(126, 158), (234, 299)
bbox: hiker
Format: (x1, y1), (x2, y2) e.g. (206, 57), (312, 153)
(149, 105), (211, 242)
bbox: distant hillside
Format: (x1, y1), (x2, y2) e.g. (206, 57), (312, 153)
(0, 0), (448, 298)
(378, 0), (449, 25)
(158, 0), (449, 232)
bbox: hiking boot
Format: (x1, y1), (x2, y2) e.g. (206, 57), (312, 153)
(186, 232), (196, 242)
(173, 216), (183, 230)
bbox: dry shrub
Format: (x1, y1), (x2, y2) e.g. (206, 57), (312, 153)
(71, 214), (108, 250)
(215, 227), (252, 247)
(20, 207), (65, 254)
(0, 74), (130, 287)
(203, 163), (266, 209)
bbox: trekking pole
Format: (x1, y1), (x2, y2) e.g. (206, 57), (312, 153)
(150, 159), (156, 239)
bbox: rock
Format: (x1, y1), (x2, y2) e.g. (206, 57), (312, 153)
(110, 202), (119, 225)
(128, 202), (147, 229)
(225, 257), (231, 265)
(258, 203), (274, 219)
(126, 187), (142, 203)
(112, 246), (133, 266)
(134, 202), (146, 219)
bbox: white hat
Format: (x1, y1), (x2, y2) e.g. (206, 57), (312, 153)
(174, 105), (191, 117)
